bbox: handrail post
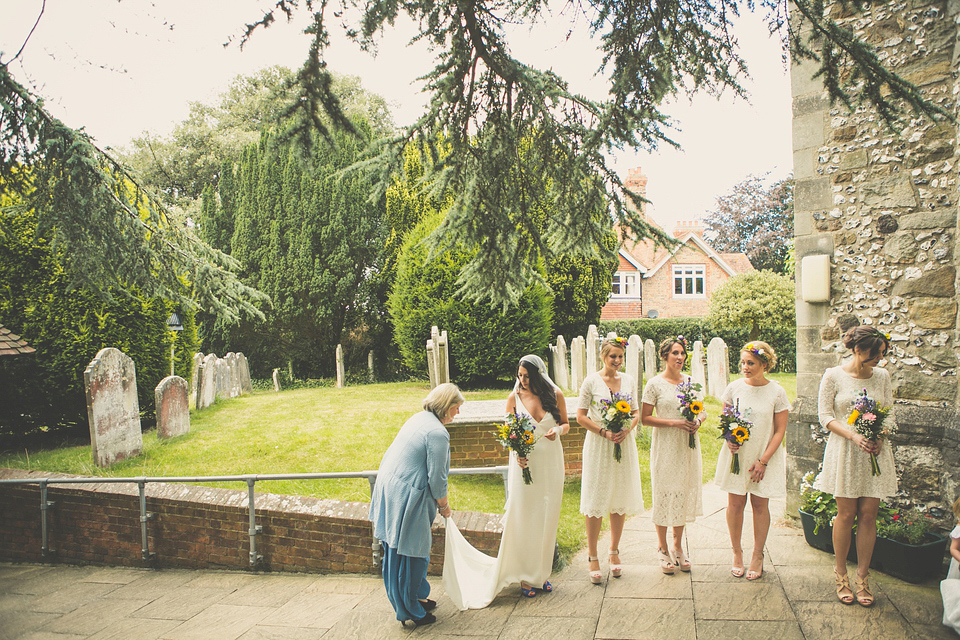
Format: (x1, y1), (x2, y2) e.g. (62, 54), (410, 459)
(367, 474), (380, 570)
(138, 479), (156, 561)
(247, 478), (262, 567)
(40, 479), (54, 558)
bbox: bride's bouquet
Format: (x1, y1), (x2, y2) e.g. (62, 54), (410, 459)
(848, 389), (892, 476)
(600, 392), (633, 462)
(494, 411), (539, 484)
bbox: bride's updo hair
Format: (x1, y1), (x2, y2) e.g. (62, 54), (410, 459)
(519, 358), (562, 424)
(843, 325), (889, 360)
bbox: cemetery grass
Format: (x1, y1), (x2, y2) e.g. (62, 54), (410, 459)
(0, 375), (796, 564)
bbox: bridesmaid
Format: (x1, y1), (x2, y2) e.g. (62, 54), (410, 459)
(715, 341), (789, 581)
(578, 336), (643, 584)
(640, 336), (704, 574)
(814, 326), (896, 606)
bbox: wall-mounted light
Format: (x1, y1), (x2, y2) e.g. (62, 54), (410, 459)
(800, 255), (831, 303)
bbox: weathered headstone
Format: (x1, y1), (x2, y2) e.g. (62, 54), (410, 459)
(707, 336), (730, 399)
(644, 339), (658, 379)
(570, 335), (586, 392)
(155, 375), (189, 439)
(552, 335), (570, 391)
(224, 353), (240, 397)
(84, 347), (142, 467)
(437, 330), (450, 384)
(426, 338), (437, 388)
(335, 344), (345, 388)
(215, 358), (230, 400)
(368, 350), (375, 383)
(626, 334), (642, 401)
(691, 340), (706, 391)
(272, 368), (281, 392)
(237, 353), (253, 394)
(199, 354), (217, 408)
(586, 324), (600, 376)
(191, 353), (203, 402)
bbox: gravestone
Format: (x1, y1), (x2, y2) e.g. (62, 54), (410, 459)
(625, 334), (643, 401)
(426, 326), (450, 388)
(272, 368), (281, 392)
(199, 354), (217, 408)
(570, 335), (586, 392)
(644, 339), (658, 379)
(551, 335), (570, 391)
(224, 353), (240, 397)
(586, 324), (600, 376)
(707, 337), (730, 399)
(215, 358), (230, 400)
(191, 353), (203, 401)
(426, 339), (437, 388)
(155, 375), (189, 439)
(84, 347), (142, 467)
(336, 344), (345, 388)
(238, 353), (253, 394)
(368, 350), (375, 383)
(691, 340), (706, 391)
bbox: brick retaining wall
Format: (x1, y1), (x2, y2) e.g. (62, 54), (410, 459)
(0, 470), (502, 576)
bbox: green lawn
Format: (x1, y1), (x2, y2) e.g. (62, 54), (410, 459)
(0, 375), (796, 564)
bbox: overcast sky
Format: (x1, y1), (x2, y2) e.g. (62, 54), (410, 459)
(2, 0), (793, 230)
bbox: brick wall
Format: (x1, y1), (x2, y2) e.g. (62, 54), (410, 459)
(447, 418), (587, 474)
(641, 244), (727, 318)
(0, 470), (501, 576)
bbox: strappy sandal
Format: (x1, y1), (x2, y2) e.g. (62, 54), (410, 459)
(658, 548), (676, 575)
(746, 552), (763, 581)
(730, 549), (745, 578)
(834, 569), (854, 605)
(542, 581), (553, 593)
(587, 556), (603, 584)
(520, 583), (537, 597)
(855, 573), (875, 607)
(672, 548), (691, 573)
(609, 549), (622, 578)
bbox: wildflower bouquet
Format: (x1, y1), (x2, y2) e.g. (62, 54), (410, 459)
(676, 379), (704, 449)
(600, 391), (633, 462)
(848, 388), (892, 476)
(718, 400), (752, 474)
(494, 411), (539, 484)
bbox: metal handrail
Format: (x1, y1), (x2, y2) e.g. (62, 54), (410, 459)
(0, 466), (510, 568)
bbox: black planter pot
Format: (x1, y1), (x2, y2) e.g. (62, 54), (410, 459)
(797, 509), (869, 565)
(872, 533), (949, 584)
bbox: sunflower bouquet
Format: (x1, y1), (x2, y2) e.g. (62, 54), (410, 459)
(600, 391), (633, 462)
(848, 388), (892, 476)
(718, 400), (752, 474)
(676, 379), (704, 448)
(494, 411), (539, 484)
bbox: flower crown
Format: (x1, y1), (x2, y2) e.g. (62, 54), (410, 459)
(610, 336), (629, 349)
(873, 328), (891, 342)
(743, 342), (767, 362)
(675, 334), (688, 351)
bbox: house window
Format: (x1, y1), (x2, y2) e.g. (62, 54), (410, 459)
(612, 271), (638, 297)
(673, 265), (705, 297)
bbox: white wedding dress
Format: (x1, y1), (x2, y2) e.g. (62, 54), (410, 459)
(443, 396), (565, 609)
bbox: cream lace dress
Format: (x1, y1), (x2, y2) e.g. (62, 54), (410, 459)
(578, 372), (644, 518)
(714, 378), (790, 498)
(813, 366), (897, 499)
(641, 375), (703, 526)
(941, 526), (960, 632)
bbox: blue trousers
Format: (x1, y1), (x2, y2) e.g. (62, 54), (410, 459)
(381, 542), (431, 622)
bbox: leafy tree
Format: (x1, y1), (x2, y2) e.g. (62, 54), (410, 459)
(704, 175), (794, 274)
(2, 1), (950, 311)
(390, 212), (552, 386)
(706, 271), (796, 342)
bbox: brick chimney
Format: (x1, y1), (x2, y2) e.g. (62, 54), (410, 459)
(623, 167), (648, 218)
(673, 220), (705, 239)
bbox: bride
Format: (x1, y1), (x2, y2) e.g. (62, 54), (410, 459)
(443, 354), (568, 607)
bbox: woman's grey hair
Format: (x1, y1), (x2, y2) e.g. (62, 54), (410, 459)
(423, 382), (465, 419)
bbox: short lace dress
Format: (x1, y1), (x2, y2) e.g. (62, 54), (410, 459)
(941, 525), (960, 632)
(813, 366), (897, 499)
(578, 372), (644, 518)
(641, 375), (703, 526)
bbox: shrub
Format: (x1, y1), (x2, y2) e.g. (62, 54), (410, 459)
(389, 212), (553, 386)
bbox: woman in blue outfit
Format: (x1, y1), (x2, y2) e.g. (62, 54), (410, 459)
(370, 382), (465, 628)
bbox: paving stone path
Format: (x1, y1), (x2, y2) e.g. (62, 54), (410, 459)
(0, 484), (950, 639)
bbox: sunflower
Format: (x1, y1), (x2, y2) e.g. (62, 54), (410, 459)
(524, 432), (535, 444)
(689, 400), (704, 415)
(615, 400), (631, 413)
(847, 410), (859, 425)
(732, 426), (749, 443)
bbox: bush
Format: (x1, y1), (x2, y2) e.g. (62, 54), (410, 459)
(599, 317), (796, 373)
(389, 212), (553, 386)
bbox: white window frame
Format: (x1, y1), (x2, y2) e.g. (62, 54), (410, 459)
(612, 271), (639, 298)
(673, 264), (705, 298)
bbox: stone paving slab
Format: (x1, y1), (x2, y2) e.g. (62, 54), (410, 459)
(0, 482), (950, 639)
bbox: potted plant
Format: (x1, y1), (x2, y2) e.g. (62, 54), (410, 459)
(873, 505), (948, 584)
(798, 473), (837, 553)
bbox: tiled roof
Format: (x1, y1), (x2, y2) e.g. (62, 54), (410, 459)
(0, 325), (36, 356)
